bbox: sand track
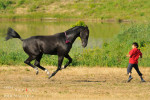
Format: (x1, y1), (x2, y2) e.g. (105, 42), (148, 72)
(0, 66), (150, 100)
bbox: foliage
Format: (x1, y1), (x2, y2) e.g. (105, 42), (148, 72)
(0, 0), (13, 9)
(71, 21), (86, 27)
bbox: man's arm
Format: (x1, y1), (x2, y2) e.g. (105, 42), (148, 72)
(140, 55), (142, 58)
(140, 52), (142, 58)
(126, 50), (133, 58)
(126, 54), (131, 57)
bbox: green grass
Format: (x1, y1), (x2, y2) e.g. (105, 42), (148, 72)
(1, 23), (150, 67)
(0, 0), (150, 21)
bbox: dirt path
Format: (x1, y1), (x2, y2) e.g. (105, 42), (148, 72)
(0, 66), (150, 100)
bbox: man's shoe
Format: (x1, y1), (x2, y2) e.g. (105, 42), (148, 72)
(141, 79), (146, 82)
(127, 76), (133, 82)
(141, 77), (146, 82)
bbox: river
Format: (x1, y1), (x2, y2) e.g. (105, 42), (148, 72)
(0, 20), (127, 48)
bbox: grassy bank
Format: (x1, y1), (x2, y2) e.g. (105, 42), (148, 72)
(0, 0), (150, 21)
(1, 23), (150, 67)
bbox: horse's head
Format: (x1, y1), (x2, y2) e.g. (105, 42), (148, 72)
(79, 26), (89, 48)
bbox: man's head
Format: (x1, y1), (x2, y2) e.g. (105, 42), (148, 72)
(132, 42), (139, 48)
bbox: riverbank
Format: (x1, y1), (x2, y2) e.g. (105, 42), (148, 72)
(0, 17), (132, 23)
(0, 0), (150, 22)
(1, 23), (150, 67)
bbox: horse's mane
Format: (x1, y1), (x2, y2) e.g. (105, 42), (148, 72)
(66, 26), (84, 32)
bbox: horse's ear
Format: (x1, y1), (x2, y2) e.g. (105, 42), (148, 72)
(85, 25), (88, 29)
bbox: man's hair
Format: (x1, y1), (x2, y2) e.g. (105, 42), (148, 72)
(132, 42), (139, 48)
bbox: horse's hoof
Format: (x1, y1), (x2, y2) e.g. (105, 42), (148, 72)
(36, 71), (39, 75)
(48, 75), (52, 79)
(34, 68), (39, 75)
(61, 68), (64, 70)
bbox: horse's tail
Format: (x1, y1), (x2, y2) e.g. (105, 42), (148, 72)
(5, 27), (23, 41)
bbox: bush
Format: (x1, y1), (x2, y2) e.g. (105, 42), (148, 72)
(0, 0), (13, 9)
(71, 21), (86, 27)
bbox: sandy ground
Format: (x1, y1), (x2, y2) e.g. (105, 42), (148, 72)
(0, 66), (150, 100)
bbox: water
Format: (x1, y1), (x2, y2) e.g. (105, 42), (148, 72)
(0, 21), (124, 48)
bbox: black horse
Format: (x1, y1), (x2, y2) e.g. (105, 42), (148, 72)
(6, 26), (89, 79)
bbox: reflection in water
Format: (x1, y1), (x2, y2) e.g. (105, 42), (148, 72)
(0, 21), (124, 48)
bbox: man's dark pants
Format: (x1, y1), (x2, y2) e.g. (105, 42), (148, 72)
(127, 63), (142, 76)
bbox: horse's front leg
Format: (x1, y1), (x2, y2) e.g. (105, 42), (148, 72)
(48, 55), (64, 79)
(63, 54), (72, 69)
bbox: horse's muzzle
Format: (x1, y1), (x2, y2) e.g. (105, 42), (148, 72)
(82, 42), (87, 48)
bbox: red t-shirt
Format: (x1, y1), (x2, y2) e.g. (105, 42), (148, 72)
(129, 48), (142, 64)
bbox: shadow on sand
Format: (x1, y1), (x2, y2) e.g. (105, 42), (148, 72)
(74, 80), (106, 83)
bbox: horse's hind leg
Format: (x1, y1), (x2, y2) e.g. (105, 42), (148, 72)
(24, 56), (39, 75)
(34, 53), (50, 76)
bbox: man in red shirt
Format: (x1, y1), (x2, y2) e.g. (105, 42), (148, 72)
(126, 42), (145, 82)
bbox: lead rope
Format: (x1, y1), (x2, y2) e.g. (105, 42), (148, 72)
(64, 32), (71, 44)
